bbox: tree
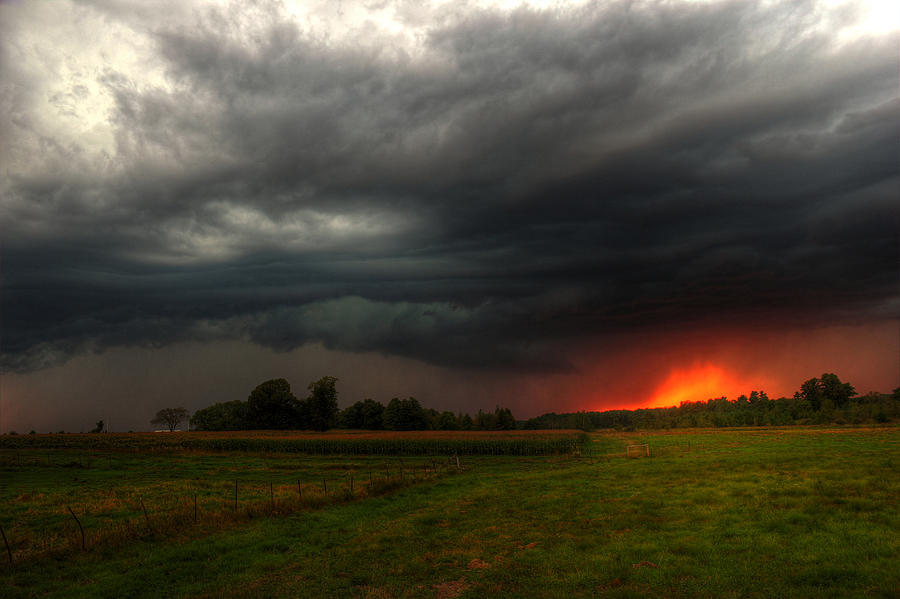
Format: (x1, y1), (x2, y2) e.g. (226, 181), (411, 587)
(306, 376), (339, 431)
(795, 377), (823, 411)
(436, 411), (459, 430)
(458, 412), (474, 430)
(90, 420), (104, 433)
(819, 373), (856, 408)
(383, 397), (428, 430)
(247, 378), (302, 429)
(474, 409), (495, 430)
(151, 407), (189, 431)
(795, 374), (856, 411)
(493, 406), (516, 430)
(190, 400), (250, 431)
(339, 399), (384, 430)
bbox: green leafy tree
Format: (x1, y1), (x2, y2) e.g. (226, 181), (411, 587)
(425, 408), (441, 430)
(474, 409), (496, 430)
(795, 377), (823, 411)
(89, 420), (104, 433)
(190, 400), (250, 431)
(306, 376), (339, 431)
(795, 374), (856, 412)
(493, 406), (516, 430)
(339, 398), (384, 430)
(819, 373), (856, 408)
(383, 397), (428, 430)
(436, 411), (459, 430)
(248, 378), (302, 429)
(458, 412), (474, 430)
(151, 407), (189, 431)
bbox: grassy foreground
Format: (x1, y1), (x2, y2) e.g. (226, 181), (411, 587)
(1, 427), (898, 598)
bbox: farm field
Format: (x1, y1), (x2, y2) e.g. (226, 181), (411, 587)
(1, 427), (898, 598)
(0, 429), (584, 455)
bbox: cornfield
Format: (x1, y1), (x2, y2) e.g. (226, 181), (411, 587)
(0, 431), (588, 456)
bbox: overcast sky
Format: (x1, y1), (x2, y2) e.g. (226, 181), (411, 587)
(1, 0), (897, 432)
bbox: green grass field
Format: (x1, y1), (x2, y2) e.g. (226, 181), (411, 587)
(1, 427), (898, 598)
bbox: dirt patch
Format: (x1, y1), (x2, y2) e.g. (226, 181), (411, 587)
(596, 578), (624, 591)
(632, 560), (659, 569)
(361, 587), (395, 599)
(467, 558), (490, 570)
(433, 578), (471, 599)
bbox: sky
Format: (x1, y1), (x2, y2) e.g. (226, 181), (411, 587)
(1, 0), (898, 433)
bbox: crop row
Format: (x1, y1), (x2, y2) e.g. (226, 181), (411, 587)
(0, 434), (587, 456)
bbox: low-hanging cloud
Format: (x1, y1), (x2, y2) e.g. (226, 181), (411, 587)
(1, 0), (896, 374)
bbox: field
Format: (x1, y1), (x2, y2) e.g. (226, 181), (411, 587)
(1, 427), (898, 598)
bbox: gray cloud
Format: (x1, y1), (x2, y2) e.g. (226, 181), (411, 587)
(1, 0), (896, 374)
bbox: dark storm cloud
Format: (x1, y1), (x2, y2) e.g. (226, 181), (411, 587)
(1, 0), (896, 373)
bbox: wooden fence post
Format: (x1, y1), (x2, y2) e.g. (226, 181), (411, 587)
(1, 524), (13, 565)
(66, 506), (85, 550)
(139, 497), (152, 533)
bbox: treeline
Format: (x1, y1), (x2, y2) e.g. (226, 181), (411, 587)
(525, 374), (900, 430)
(190, 377), (516, 431)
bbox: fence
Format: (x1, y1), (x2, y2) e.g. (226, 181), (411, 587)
(0, 457), (461, 567)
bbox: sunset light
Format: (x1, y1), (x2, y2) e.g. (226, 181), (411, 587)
(648, 363), (749, 409)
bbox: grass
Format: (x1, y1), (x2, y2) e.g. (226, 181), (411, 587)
(1, 427), (898, 598)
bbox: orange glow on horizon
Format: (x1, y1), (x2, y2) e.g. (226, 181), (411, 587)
(647, 363), (752, 409)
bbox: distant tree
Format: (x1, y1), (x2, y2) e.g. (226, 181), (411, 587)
(474, 409), (496, 430)
(795, 374), (856, 411)
(306, 376), (339, 431)
(383, 397), (428, 430)
(424, 408), (441, 430)
(436, 411), (459, 430)
(247, 378), (302, 429)
(190, 400), (250, 431)
(493, 406), (516, 430)
(339, 399), (385, 429)
(458, 413), (474, 430)
(151, 407), (189, 431)
(795, 378), (823, 411)
(819, 373), (856, 408)
(90, 420), (105, 433)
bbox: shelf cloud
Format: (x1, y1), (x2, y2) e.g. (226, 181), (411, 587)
(1, 0), (896, 404)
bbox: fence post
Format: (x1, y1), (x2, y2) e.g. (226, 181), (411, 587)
(234, 481), (238, 512)
(194, 494), (198, 524)
(139, 497), (152, 533)
(298, 480), (302, 501)
(66, 506), (86, 550)
(1, 524), (13, 565)
(269, 482), (274, 510)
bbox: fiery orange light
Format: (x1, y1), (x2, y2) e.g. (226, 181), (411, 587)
(647, 363), (743, 409)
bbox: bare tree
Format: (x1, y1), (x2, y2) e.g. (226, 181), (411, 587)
(151, 407), (189, 431)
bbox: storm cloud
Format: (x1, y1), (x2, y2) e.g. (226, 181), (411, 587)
(1, 0), (897, 376)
